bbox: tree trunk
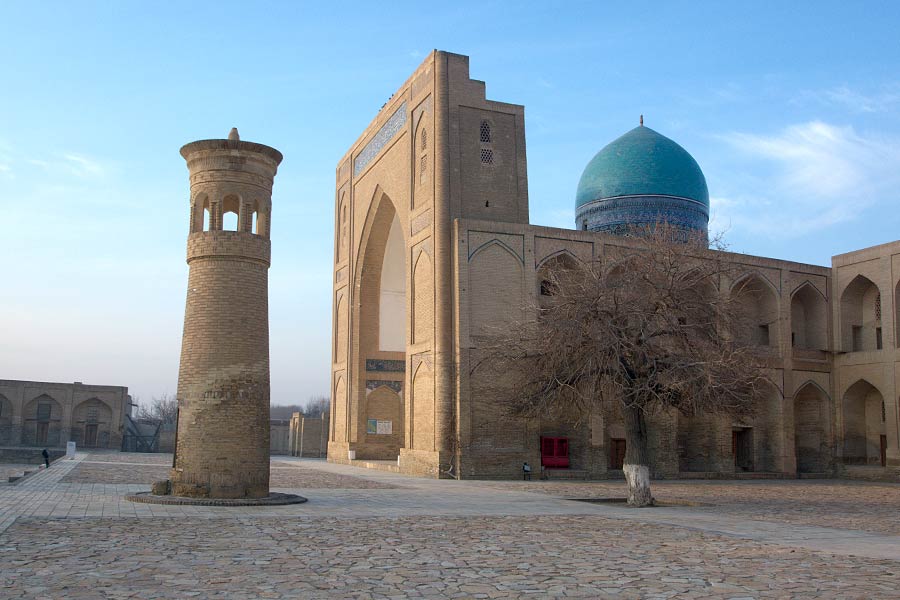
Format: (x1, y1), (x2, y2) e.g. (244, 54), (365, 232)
(622, 404), (653, 507)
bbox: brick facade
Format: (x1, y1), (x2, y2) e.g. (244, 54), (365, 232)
(329, 51), (900, 481)
(0, 379), (129, 450)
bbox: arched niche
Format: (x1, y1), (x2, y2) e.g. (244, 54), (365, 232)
(469, 241), (523, 335)
(333, 376), (347, 442)
(411, 361), (434, 451)
(412, 250), (433, 344)
(536, 251), (581, 304)
(23, 393), (62, 447)
(73, 398), (113, 448)
(791, 283), (828, 351)
(793, 381), (831, 473)
(0, 393), (12, 445)
(334, 293), (348, 364)
(731, 273), (779, 347)
(840, 275), (882, 352)
(841, 379), (886, 465)
(336, 193), (348, 262)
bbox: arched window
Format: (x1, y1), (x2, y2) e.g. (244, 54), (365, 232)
(416, 120), (428, 188)
(222, 194), (240, 231)
(480, 120), (492, 143)
(479, 120), (495, 166)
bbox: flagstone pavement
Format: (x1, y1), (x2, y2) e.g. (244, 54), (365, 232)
(1, 451), (898, 598)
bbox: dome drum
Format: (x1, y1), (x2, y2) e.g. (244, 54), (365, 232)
(576, 194), (710, 238)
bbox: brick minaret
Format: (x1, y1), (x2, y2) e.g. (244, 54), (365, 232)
(170, 128), (282, 499)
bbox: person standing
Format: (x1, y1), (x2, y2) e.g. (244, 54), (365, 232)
(41, 448), (50, 469)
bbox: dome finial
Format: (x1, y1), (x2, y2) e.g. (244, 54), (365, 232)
(228, 127), (240, 141)
(640, 115), (643, 127)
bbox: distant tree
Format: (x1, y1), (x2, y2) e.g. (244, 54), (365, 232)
(475, 224), (769, 506)
(269, 404), (304, 420)
(303, 395), (330, 417)
(269, 396), (330, 420)
(137, 393), (178, 425)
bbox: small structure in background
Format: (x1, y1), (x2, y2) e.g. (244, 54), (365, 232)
(0, 379), (129, 450)
(289, 412), (330, 458)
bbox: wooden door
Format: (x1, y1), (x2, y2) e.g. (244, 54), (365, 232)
(881, 435), (887, 467)
(37, 422), (49, 445)
(610, 438), (626, 470)
(85, 424), (98, 448)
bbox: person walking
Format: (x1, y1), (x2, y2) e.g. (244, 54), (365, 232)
(41, 448), (50, 469)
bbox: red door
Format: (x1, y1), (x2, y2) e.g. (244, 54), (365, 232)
(540, 436), (570, 468)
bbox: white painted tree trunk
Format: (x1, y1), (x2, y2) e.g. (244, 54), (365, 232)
(624, 463), (653, 507)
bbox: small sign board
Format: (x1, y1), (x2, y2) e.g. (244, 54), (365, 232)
(366, 419), (393, 435)
(66, 441), (76, 459)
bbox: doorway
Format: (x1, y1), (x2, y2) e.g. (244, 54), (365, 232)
(85, 424), (98, 448)
(37, 422), (49, 446)
(609, 438), (626, 470)
(732, 428), (753, 471)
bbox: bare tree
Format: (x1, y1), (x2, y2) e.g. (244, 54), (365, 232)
(304, 395), (330, 417)
(137, 393), (178, 425)
(270, 404), (304, 420)
(475, 224), (769, 506)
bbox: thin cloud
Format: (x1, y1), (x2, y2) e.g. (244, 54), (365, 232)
(712, 121), (900, 237)
(24, 153), (108, 180)
(62, 153), (106, 178)
(795, 84), (900, 114)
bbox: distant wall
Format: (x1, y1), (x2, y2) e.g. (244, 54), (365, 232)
(290, 412), (330, 457)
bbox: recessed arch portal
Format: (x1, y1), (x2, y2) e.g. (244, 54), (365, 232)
(793, 381), (831, 473)
(841, 275), (881, 352)
(842, 379), (886, 465)
(731, 273), (779, 347)
(791, 283), (827, 351)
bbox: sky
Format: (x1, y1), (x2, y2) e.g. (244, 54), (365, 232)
(2, 2), (899, 407)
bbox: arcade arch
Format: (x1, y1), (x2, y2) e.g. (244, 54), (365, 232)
(791, 283), (827, 351)
(793, 382), (831, 473)
(731, 274), (779, 347)
(841, 379), (886, 466)
(840, 275), (882, 352)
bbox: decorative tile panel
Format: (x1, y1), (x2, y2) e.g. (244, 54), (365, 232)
(365, 359), (406, 373)
(354, 102), (408, 177)
(576, 195), (709, 240)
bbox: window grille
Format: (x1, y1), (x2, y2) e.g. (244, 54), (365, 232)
(87, 406), (99, 424)
(480, 121), (492, 143)
(419, 155), (427, 184)
(37, 403), (51, 421)
(420, 129), (427, 151)
(875, 293), (882, 321)
(480, 148), (494, 164)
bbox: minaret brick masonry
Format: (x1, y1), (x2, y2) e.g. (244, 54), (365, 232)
(170, 129), (282, 499)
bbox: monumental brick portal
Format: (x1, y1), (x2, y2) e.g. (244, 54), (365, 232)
(169, 128), (282, 499)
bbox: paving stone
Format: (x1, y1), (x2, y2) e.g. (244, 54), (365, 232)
(1, 451), (899, 598)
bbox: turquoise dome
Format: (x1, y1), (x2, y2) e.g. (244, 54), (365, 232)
(575, 126), (709, 209)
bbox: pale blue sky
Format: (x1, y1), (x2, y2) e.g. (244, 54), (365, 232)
(2, 2), (899, 405)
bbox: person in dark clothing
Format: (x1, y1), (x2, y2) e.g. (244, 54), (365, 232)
(42, 448), (50, 469)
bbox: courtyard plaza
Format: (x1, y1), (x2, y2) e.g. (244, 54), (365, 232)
(0, 452), (898, 598)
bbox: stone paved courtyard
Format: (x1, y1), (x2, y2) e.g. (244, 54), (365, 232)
(1, 452), (898, 598)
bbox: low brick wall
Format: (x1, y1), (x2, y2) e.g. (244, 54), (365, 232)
(0, 447), (66, 464)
